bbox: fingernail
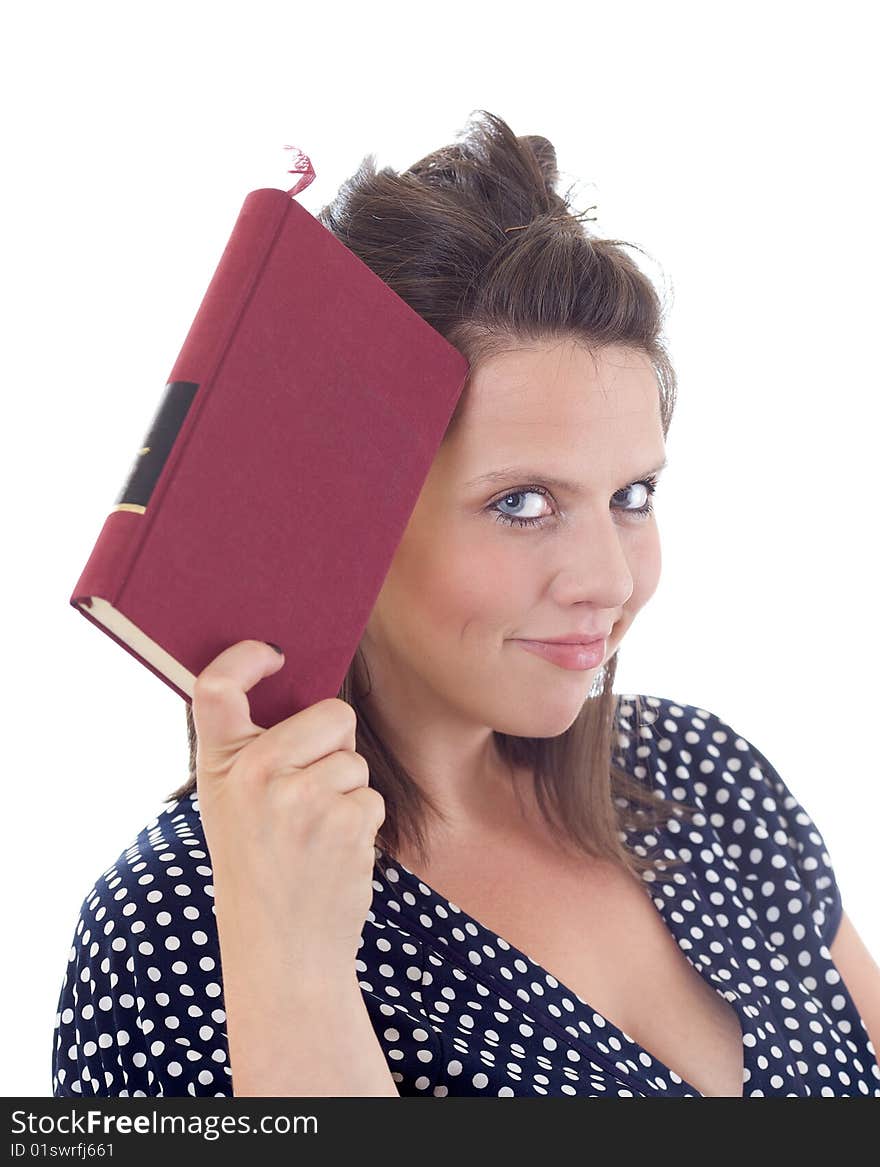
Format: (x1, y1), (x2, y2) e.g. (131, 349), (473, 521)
(264, 641), (284, 655)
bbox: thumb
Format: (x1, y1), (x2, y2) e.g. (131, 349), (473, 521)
(190, 639), (286, 767)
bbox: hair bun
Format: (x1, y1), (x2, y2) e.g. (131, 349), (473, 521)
(519, 134), (559, 187)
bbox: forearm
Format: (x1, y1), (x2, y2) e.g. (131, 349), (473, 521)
(221, 951), (399, 1097)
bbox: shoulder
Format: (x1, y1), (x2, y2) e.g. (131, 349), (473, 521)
(613, 690), (752, 766)
(615, 689), (819, 817)
(101, 790), (215, 918)
(71, 791), (219, 962)
(52, 793), (229, 1098)
(611, 690), (762, 807)
(613, 691), (843, 949)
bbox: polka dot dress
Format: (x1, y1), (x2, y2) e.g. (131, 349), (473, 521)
(52, 694), (880, 1097)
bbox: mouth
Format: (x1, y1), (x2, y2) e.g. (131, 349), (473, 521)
(513, 627), (614, 646)
(531, 637), (606, 647)
(513, 637), (607, 671)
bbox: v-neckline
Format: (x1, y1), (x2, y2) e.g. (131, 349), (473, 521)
(371, 846), (752, 1098)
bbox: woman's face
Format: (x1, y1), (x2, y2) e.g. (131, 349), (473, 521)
(361, 339), (666, 743)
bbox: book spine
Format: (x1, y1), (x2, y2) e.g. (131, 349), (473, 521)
(70, 189), (291, 614)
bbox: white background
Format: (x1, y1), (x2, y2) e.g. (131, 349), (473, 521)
(2, 1), (876, 1097)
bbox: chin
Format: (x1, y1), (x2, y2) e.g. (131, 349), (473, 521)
(491, 693), (593, 739)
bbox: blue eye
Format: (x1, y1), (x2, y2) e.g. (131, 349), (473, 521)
(490, 476), (659, 528)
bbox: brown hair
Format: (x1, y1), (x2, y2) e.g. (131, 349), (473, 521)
(167, 110), (699, 879)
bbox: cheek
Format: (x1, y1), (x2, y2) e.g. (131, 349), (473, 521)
(389, 520), (517, 633)
(627, 528), (662, 610)
(383, 518), (661, 638)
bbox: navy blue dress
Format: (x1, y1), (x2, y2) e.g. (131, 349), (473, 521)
(52, 694), (880, 1097)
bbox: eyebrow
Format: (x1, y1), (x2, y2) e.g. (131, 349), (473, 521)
(464, 458), (669, 493)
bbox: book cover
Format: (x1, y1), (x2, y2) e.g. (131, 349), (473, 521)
(70, 166), (470, 730)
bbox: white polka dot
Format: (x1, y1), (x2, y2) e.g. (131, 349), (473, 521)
(49, 698), (876, 1101)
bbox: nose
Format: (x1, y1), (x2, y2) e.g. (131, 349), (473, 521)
(548, 512), (636, 608)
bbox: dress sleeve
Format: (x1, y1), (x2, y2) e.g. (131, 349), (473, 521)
(53, 885), (152, 1096)
(705, 708), (844, 951)
(51, 867), (231, 1097)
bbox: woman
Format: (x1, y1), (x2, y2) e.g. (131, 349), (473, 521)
(51, 110), (880, 1098)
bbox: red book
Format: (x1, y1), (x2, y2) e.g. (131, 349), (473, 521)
(70, 172), (470, 730)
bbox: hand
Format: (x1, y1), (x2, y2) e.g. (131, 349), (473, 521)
(191, 639), (386, 982)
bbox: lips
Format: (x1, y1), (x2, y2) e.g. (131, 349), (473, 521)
(514, 637), (607, 670)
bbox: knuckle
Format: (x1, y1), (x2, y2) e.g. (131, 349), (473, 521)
(342, 749), (370, 781)
(348, 797), (373, 836)
(281, 772), (325, 824)
(324, 697), (357, 731)
(192, 673), (233, 702)
(355, 786), (385, 830)
(287, 767), (318, 801)
(368, 787), (386, 822)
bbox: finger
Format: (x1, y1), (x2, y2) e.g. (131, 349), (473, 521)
(274, 748), (370, 798)
(246, 697), (358, 778)
(345, 784), (387, 837)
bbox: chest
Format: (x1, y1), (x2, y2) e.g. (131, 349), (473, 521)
(400, 842), (745, 1098)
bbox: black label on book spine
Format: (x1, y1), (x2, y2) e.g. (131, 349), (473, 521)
(113, 381), (200, 512)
